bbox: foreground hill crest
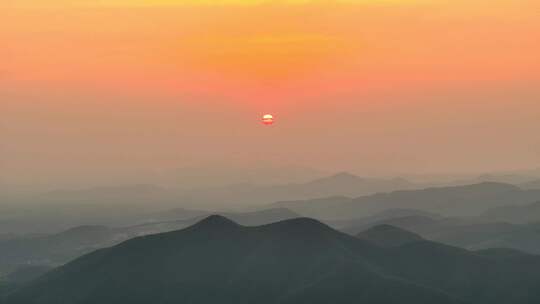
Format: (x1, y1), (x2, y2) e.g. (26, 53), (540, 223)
(5, 215), (540, 304)
(191, 214), (241, 229)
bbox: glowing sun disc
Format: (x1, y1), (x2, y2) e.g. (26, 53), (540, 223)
(262, 114), (274, 125)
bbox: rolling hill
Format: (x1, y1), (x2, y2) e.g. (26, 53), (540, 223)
(0, 209), (299, 276)
(345, 214), (540, 254)
(5, 216), (540, 304)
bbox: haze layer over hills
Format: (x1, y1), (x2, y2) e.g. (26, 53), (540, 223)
(274, 182), (540, 218)
(3, 170), (540, 303)
(4, 216), (540, 304)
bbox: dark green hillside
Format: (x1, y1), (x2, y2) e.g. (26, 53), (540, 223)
(6, 216), (540, 304)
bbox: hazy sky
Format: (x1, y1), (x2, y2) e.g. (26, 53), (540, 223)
(1, 0), (540, 187)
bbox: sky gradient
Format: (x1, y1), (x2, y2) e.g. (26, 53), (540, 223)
(1, 0), (540, 187)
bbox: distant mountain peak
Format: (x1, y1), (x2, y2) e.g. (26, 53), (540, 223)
(269, 217), (330, 229)
(9, 212), (540, 304)
(303, 172), (364, 187)
(191, 215), (241, 230)
(324, 172), (363, 181)
(333, 171), (361, 178)
(259, 217), (339, 239)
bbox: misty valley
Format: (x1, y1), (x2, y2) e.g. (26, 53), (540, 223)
(2, 172), (540, 303)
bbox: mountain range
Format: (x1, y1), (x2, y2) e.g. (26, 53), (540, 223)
(9, 175), (540, 235)
(273, 182), (540, 219)
(178, 172), (418, 209)
(0, 209), (299, 276)
(1, 172), (419, 233)
(4, 216), (540, 304)
(342, 211), (540, 254)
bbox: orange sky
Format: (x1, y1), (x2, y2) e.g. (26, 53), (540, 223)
(1, 0), (540, 186)
(3, 1), (539, 106)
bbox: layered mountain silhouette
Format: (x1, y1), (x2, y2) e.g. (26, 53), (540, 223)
(4, 172), (418, 233)
(273, 182), (540, 219)
(343, 213), (540, 254)
(5, 216), (540, 304)
(342, 213), (468, 236)
(329, 208), (442, 231)
(0, 209), (299, 276)
(147, 208), (301, 227)
(178, 172), (418, 209)
(356, 224), (424, 247)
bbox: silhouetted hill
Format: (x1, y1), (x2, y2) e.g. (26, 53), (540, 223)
(0, 209), (299, 276)
(6, 216), (540, 304)
(345, 215), (480, 237)
(273, 182), (540, 219)
(126, 208), (301, 235)
(223, 208), (301, 226)
(342, 214), (540, 254)
(382, 240), (540, 302)
(145, 207), (211, 222)
(356, 224), (424, 247)
(338, 211), (445, 235)
(5, 216), (459, 304)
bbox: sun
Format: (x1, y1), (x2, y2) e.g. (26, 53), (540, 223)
(262, 114), (274, 125)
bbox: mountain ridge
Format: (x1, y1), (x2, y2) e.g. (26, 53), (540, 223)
(273, 182), (540, 219)
(5, 216), (540, 304)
